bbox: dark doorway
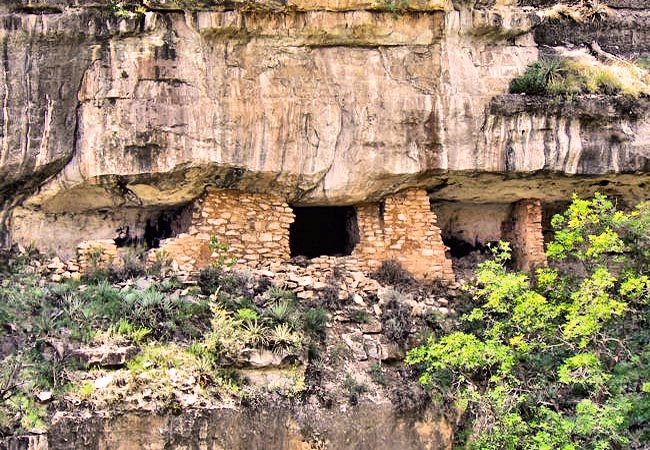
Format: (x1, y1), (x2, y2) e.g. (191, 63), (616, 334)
(443, 236), (488, 258)
(290, 206), (359, 258)
(113, 205), (192, 249)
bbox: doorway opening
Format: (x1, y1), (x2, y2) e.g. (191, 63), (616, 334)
(289, 206), (359, 258)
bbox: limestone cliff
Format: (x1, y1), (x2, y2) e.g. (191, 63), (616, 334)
(1, 0), (647, 254)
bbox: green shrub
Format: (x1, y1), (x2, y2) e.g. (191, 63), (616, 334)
(266, 300), (295, 325)
(108, 0), (146, 19)
(266, 285), (296, 303)
(407, 194), (650, 449)
(198, 265), (223, 295)
(301, 307), (329, 337)
(240, 319), (269, 348)
(349, 308), (370, 324)
(510, 58), (649, 99)
(235, 308), (259, 322)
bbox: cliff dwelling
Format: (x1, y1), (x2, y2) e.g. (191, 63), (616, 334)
(289, 206), (359, 258)
(0, 0), (648, 445)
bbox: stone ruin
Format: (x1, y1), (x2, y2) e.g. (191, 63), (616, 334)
(72, 188), (547, 282)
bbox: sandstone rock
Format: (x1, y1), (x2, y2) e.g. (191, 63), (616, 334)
(361, 319), (382, 334)
(93, 374), (114, 390)
(380, 340), (405, 362)
(240, 348), (304, 368)
(297, 290), (315, 300)
(0, 0), (648, 289)
(342, 332), (367, 361)
(35, 391), (52, 403)
(74, 346), (139, 368)
(312, 281), (329, 290)
(352, 294), (366, 306)
(363, 335), (382, 360)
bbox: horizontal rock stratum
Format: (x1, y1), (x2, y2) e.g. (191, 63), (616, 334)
(0, 0), (648, 254)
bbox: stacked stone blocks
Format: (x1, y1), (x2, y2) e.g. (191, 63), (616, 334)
(156, 189), (294, 272)
(511, 199), (547, 271)
(353, 189), (454, 281)
(150, 188), (454, 282)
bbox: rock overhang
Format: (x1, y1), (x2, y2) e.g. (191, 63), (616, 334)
(0, 0), (648, 253)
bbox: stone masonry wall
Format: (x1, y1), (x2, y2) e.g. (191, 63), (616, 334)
(511, 199), (546, 272)
(156, 189), (294, 272)
(353, 189), (454, 282)
(155, 188), (453, 282)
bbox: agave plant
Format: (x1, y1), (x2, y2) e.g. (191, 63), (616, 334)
(268, 323), (301, 355)
(265, 285), (296, 303)
(241, 319), (269, 348)
(266, 300), (295, 324)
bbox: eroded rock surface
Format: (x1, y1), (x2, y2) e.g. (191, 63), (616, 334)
(0, 0), (648, 251)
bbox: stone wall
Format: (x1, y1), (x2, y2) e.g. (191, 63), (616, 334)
(510, 199), (546, 271)
(353, 189), (454, 281)
(157, 189), (294, 272)
(157, 188), (454, 282)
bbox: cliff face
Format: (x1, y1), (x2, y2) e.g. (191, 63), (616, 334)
(0, 0), (648, 252)
(44, 404), (454, 450)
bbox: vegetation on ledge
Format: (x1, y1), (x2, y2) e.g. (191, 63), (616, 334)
(510, 57), (650, 99)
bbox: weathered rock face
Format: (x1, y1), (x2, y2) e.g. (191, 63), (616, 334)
(45, 403), (453, 450)
(0, 0), (648, 254)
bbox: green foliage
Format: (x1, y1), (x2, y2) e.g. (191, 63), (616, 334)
(301, 307), (329, 338)
(209, 235), (236, 268)
(198, 265), (223, 295)
(106, 319), (151, 344)
(637, 57), (650, 71)
(407, 194), (650, 449)
(266, 300), (296, 324)
(380, 0), (410, 16)
(266, 285), (297, 303)
(349, 308), (370, 324)
(510, 58), (649, 99)
(108, 0), (146, 19)
(268, 323), (302, 355)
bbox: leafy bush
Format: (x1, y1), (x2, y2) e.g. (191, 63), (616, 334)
(407, 194), (650, 449)
(266, 300), (295, 324)
(349, 308), (370, 324)
(198, 265), (223, 295)
(268, 323), (301, 355)
(108, 0), (146, 19)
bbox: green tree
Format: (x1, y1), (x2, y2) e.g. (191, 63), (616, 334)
(407, 194), (650, 449)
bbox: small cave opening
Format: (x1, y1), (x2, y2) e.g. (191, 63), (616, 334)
(289, 206), (359, 258)
(113, 205), (192, 249)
